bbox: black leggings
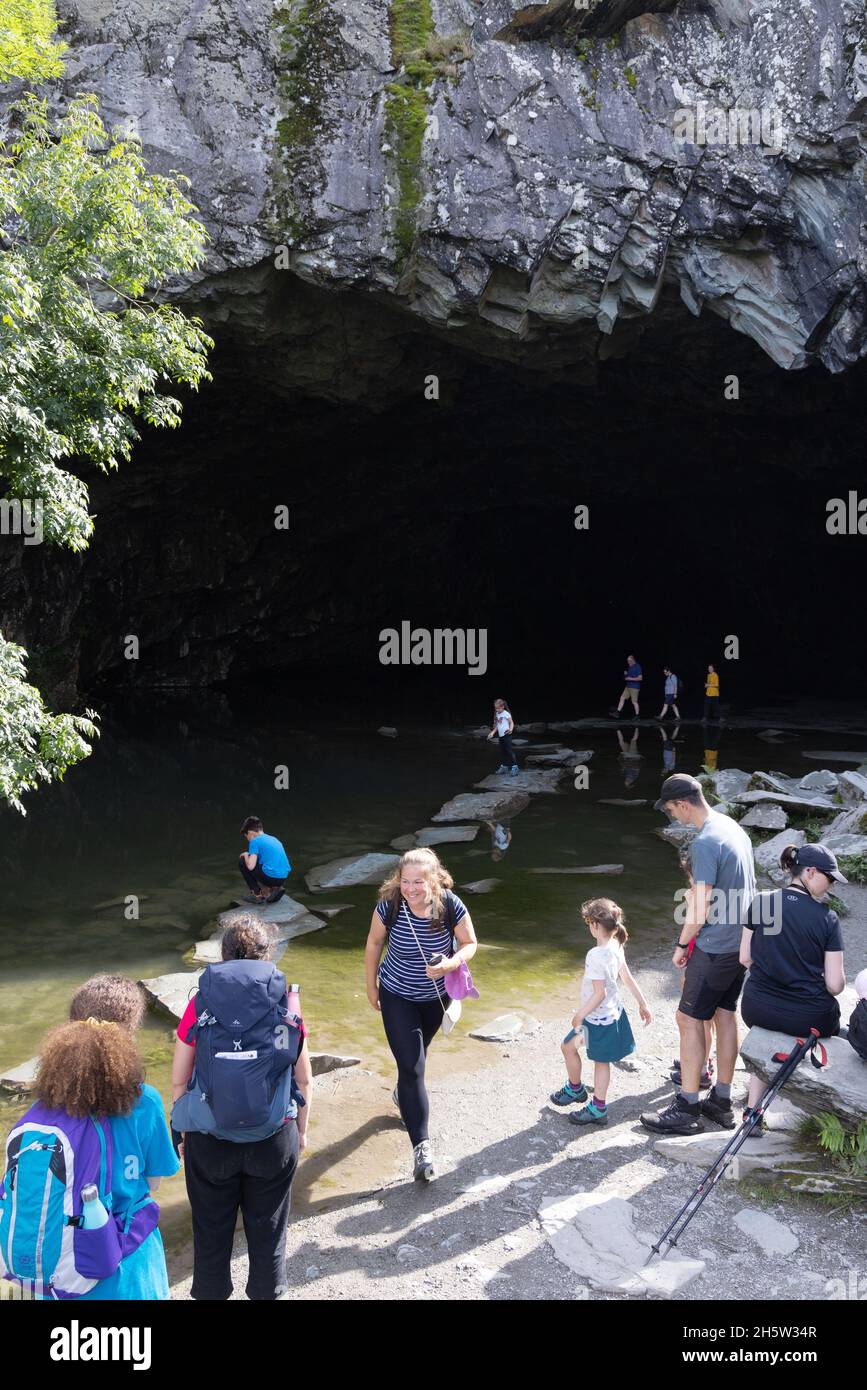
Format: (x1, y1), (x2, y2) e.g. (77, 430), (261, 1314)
(238, 854), (284, 895)
(498, 733), (517, 768)
(379, 984), (444, 1146)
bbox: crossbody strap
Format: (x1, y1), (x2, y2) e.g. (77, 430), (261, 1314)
(400, 901), (448, 1017)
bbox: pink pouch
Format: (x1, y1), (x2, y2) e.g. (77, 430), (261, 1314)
(445, 961), (480, 1001)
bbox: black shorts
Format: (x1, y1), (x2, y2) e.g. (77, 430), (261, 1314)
(679, 947), (745, 1021)
(741, 982), (840, 1040)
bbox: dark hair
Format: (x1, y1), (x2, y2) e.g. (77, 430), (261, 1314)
(69, 975), (146, 1033)
(241, 816), (264, 835)
(221, 913), (274, 961)
(36, 1021), (144, 1118)
(581, 897), (628, 945)
(779, 844), (802, 876)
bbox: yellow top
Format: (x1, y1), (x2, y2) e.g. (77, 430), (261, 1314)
(705, 671), (720, 697)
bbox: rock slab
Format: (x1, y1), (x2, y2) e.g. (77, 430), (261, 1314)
(305, 853), (399, 890)
(475, 769), (566, 794)
(741, 803), (788, 829)
(734, 1208), (800, 1257)
(469, 1014), (540, 1042)
(529, 864), (624, 875)
(141, 971), (203, 1021)
(0, 1057), (39, 1095)
(741, 1027), (867, 1129)
(433, 791), (530, 822)
(754, 830), (806, 883)
(539, 1192), (704, 1297)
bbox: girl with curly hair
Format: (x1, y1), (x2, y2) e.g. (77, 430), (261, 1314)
(364, 849), (477, 1183)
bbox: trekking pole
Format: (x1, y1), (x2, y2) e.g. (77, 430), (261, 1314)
(646, 1029), (825, 1264)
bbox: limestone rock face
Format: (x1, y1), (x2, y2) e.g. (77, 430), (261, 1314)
(52, 0), (867, 388)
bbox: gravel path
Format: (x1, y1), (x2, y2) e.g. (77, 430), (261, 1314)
(169, 884), (867, 1301)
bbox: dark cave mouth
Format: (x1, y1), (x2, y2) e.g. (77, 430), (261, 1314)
(8, 287), (867, 709)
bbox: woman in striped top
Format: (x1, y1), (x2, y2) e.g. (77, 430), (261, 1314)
(365, 848), (478, 1182)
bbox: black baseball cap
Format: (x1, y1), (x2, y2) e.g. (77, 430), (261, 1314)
(654, 774), (704, 812)
(791, 843), (848, 884)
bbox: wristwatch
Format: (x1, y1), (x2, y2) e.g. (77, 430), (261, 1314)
(674, 940), (691, 951)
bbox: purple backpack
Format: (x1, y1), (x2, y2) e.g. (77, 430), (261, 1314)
(0, 1103), (159, 1300)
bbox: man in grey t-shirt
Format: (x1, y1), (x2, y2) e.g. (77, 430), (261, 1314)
(641, 774), (755, 1136)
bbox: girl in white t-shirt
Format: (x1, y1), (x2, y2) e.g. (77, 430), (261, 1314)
(550, 898), (652, 1127)
(487, 697), (518, 775)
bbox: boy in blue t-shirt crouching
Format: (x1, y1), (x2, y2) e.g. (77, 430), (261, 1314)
(239, 816), (292, 903)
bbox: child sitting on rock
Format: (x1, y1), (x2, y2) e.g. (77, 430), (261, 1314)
(550, 897), (652, 1126)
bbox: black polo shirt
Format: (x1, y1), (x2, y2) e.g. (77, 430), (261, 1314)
(746, 887), (843, 1010)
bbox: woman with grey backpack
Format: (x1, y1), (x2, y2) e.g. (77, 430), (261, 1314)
(364, 848), (478, 1182)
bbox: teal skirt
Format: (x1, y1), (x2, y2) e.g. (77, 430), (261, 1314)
(585, 1010), (636, 1063)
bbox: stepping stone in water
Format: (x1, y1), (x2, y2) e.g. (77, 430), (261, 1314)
(393, 825), (480, 851)
(225, 895), (310, 925)
(377, 727), (398, 737)
(433, 791), (530, 822)
(460, 878), (501, 894)
(802, 750), (867, 763)
(140, 971), (203, 1021)
(529, 864), (624, 875)
(599, 798), (647, 807)
(0, 1057), (39, 1095)
(469, 1014), (541, 1042)
(306, 852), (400, 891)
(314, 904), (354, 917)
(475, 769), (566, 794)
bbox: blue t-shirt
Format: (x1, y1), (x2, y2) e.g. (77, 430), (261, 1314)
(248, 833), (290, 879)
(626, 663), (642, 689)
(78, 1084), (179, 1302)
(664, 673), (677, 696)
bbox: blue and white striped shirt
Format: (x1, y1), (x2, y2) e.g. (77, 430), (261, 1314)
(377, 894), (467, 1002)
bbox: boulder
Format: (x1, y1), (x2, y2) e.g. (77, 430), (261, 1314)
(460, 878), (501, 894)
(469, 1014), (540, 1042)
(711, 768), (751, 799)
(389, 834), (417, 852)
(377, 726), (398, 738)
(475, 769), (566, 794)
(529, 864), (624, 875)
(305, 853), (399, 890)
(654, 824), (697, 849)
(0, 1057), (39, 1095)
(432, 790), (530, 822)
(599, 798), (647, 807)
(754, 829), (805, 883)
(741, 1028), (867, 1129)
(799, 769), (839, 794)
(310, 1053), (360, 1076)
(839, 770), (867, 803)
(826, 835), (867, 857)
(741, 803), (788, 830)
(539, 1192), (704, 1297)
(141, 971), (202, 1021)
(824, 807), (867, 839)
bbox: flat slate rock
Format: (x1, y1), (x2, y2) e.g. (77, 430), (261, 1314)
(740, 803), (788, 829)
(0, 1057), (39, 1094)
(377, 726), (398, 737)
(803, 750), (867, 763)
(141, 971), (202, 1021)
(391, 825), (481, 853)
(599, 798), (647, 807)
(314, 904), (354, 917)
(654, 1130), (802, 1178)
(310, 1053), (361, 1077)
(654, 824), (698, 848)
(460, 878), (501, 894)
(529, 864), (624, 875)
(754, 829), (805, 882)
(390, 834), (417, 852)
(733, 790), (836, 813)
(475, 769), (566, 794)
(839, 769), (867, 802)
(469, 1013), (540, 1042)
(825, 833), (867, 855)
(741, 1027), (867, 1128)
(539, 1192), (704, 1298)
(799, 769), (839, 793)
(225, 895), (310, 925)
(734, 1208), (799, 1257)
(711, 768), (752, 799)
(305, 852), (399, 890)
(525, 748), (593, 766)
(757, 729), (798, 742)
(432, 790), (530, 822)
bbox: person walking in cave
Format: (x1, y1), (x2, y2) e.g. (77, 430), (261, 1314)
(611, 654), (642, 718)
(364, 849), (478, 1183)
(702, 664), (720, 722)
(640, 773), (754, 1136)
(239, 816), (291, 903)
(488, 697), (519, 776)
(656, 666), (681, 721)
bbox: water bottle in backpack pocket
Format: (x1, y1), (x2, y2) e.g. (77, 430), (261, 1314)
(0, 1106), (157, 1299)
(172, 960), (305, 1141)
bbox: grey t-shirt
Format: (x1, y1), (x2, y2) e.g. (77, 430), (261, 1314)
(689, 810), (756, 953)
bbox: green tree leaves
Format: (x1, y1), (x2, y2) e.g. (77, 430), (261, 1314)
(0, 0), (65, 84)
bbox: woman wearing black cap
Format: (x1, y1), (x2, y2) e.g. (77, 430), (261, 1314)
(739, 842), (846, 1127)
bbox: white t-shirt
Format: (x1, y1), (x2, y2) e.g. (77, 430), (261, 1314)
(580, 941), (625, 1025)
(495, 709), (513, 736)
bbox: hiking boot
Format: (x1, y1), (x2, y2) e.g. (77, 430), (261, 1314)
(569, 1103), (608, 1127)
(510, 765), (520, 776)
(413, 1140), (435, 1182)
(550, 1082), (589, 1106)
(669, 1059), (714, 1089)
(700, 1087), (736, 1129)
(742, 1107), (768, 1138)
(639, 1094), (702, 1135)
(265, 887), (285, 904)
